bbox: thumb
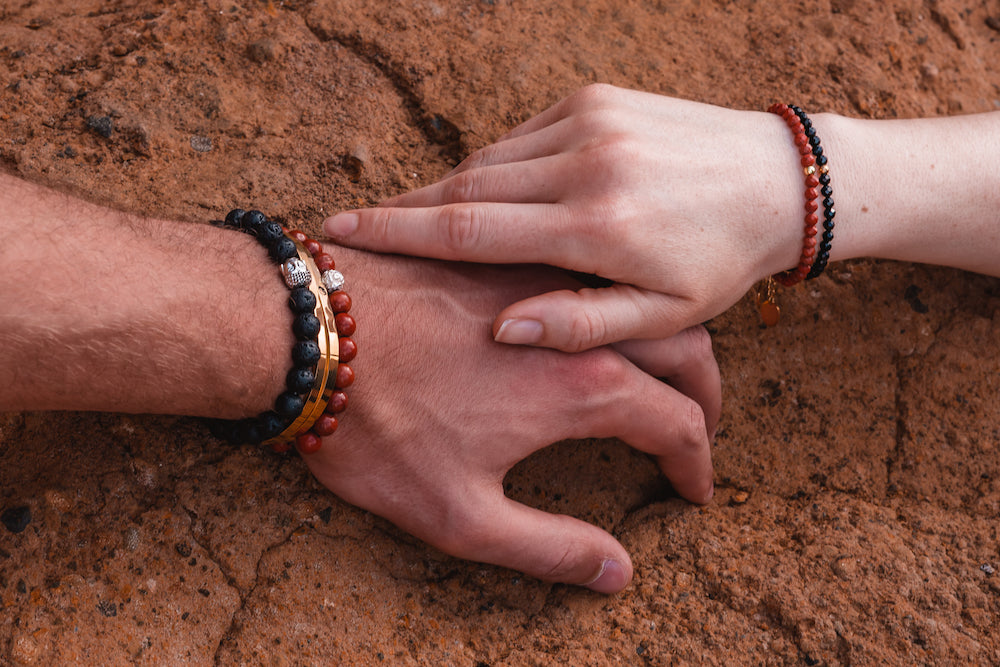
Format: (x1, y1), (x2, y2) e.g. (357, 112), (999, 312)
(445, 496), (634, 594)
(492, 285), (695, 352)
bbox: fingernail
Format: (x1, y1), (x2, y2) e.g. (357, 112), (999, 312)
(324, 213), (358, 238)
(584, 559), (628, 594)
(494, 318), (543, 345)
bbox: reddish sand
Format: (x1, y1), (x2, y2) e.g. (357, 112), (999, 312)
(1, 0), (998, 664)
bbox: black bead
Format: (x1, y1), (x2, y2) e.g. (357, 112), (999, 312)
(292, 340), (321, 367)
(819, 172), (831, 185)
(269, 237), (298, 262)
(804, 126), (816, 138)
(243, 209), (267, 233)
(258, 221), (283, 246)
(812, 145), (824, 157)
(259, 411), (287, 439)
(822, 231), (834, 242)
(826, 209), (836, 222)
(819, 241), (832, 253)
(275, 391), (305, 418)
(224, 209), (246, 228)
(288, 287), (317, 313)
(238, 418), (264, 445)
(816, 154), (828, 166)
(286, 367), (315, 394)
(809, 135), (821, 147)
(821, 185), (833, 197)
(823, 197), (834, 209)
(293, 312), (321, 340)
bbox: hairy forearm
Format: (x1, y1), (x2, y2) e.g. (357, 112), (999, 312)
(809, 111), (1000, 276)
(0, 174), (289, 417)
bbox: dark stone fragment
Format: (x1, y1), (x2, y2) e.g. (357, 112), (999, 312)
(1, 506), (31, 533)
(292, 341), (321, 367)
(288, 287), (316, 313)
(317, 507), (333, 524)
(175, 542), (193, 558)
(197, 588), (210, 597)
(97, 600), (117, 617)
(16, 580), (26, 594)
(86, 115), (113, 139)
(904, 284), (930, 314)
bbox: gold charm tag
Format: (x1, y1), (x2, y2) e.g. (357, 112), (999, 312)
(755, 277), (780, 327)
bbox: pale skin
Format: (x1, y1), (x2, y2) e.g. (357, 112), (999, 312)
(324, 84), (1000, 352)
(0, 171), (720, 594)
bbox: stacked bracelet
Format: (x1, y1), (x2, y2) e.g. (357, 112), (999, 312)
(756, 103), (836, 325)
(208, 209), (356, 455)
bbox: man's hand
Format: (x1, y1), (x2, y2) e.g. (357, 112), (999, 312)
(303, 247), (720, 593)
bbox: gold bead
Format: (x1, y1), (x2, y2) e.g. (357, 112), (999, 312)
(804, 165), (816, 175)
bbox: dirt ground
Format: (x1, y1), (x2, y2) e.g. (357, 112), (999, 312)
(1, 0), (999, 664)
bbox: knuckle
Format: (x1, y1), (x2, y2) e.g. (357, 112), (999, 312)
(538, 541), (581, 582)
(674, 326), (717, 372)
(564, 348), (629, 393)
(440, 205), (484, 254)
(442, 171), (480, 204)
(564, 307), (610, 353)
(572, 82), (618, 108)
(678, 397), (708, 444)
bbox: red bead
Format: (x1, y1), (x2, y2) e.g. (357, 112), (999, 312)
(805, 226), (818, 237)
(290, 229), (308, 243)
(803, 237), (817, 249)
(271, 440), (292, 454)
(295, 432), (322, 454)
(794, 133), (809, 147)
(315, 253), (335, 272)
(326, 390), (348, 414)
(805, 200), (819, 213)
(805, 174), (820, 188)
(339, 337), (357, 362)
(804, 187), (818, 200)
(798, 144), (812, 156)
(329, 291), (352, 313)
(312, 414), (338, 436)
(800, 154), (815, 168)
(335, 313), (356, 337)
(304, 239), (322, 256)
(336, 364), (355, 388)
(805, 213), (819, 226)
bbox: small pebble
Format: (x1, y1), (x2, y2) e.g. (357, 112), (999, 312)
(190, 136), (213, 152)
(731, 491), (749, 504)
(86, 115), (113, 139)
(1, 505), (31, 533)
(981, 564), (995, 576)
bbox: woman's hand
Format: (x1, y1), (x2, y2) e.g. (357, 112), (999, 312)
(324, 84), (807, 352)
(302, 246), (721, 593)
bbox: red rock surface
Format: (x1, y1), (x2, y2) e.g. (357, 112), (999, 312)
(2, 0), (999, 664)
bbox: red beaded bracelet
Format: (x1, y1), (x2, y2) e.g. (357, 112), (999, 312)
(767, 102), (820, 287)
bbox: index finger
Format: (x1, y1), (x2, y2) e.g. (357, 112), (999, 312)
(323, 201), (580, 264)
